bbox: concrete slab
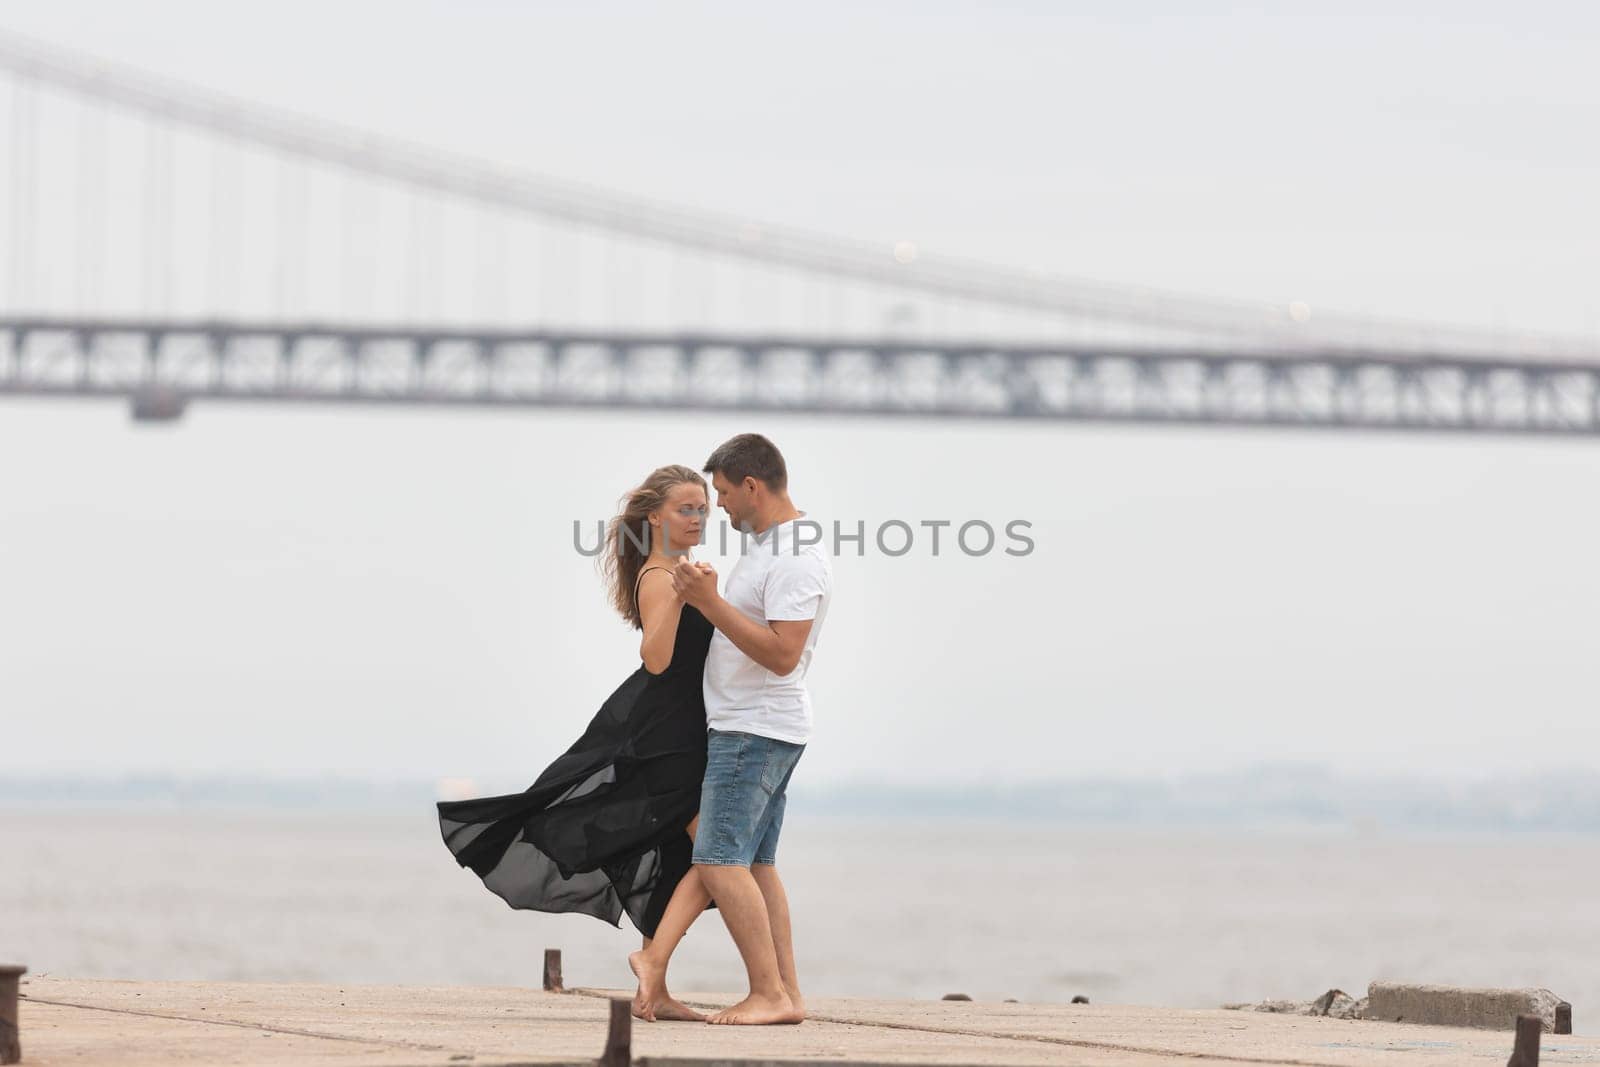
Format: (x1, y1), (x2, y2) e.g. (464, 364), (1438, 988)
(15, 976), (1600, 1067)
(1366, 981), (1572, 1033)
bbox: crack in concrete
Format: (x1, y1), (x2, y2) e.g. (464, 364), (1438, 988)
(23, 996), (456, 1052)
(570, 987), (1357, 1067)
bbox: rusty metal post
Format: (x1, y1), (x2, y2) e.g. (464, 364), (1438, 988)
(543, 949), (563, 993)
(599, 997), (631, 1067)
(0, 964), (25, 1066)
(1507, 1013), (1542, 1067)
(1556, 1002), (1572, 1036)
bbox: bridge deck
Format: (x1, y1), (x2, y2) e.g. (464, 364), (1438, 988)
(5, 318), (1600, 434)
(18, 976), (1595, 1066)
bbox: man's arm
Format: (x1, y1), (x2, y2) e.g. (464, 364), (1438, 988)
(701, 597), (813, 677)
(672, 558), (814, 675)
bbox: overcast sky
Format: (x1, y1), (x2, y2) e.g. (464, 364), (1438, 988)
(2, 1), (1598, 787)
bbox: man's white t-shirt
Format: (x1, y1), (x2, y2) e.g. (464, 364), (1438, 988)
(703, 511), (832, 745)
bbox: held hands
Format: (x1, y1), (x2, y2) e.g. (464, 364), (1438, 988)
(671, 558), (718, 608)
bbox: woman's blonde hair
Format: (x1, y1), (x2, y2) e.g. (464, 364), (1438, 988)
(600, 464), (708, 630)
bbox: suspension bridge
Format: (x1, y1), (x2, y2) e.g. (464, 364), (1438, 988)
(3, 31), (1598, 434)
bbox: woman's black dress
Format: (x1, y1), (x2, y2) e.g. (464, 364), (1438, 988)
(437, 567), (714, 937)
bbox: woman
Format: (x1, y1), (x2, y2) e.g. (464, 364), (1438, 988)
(437, 464), (715, 1022)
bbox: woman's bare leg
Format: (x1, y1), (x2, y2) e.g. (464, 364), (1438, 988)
(629, 817), (711, 1021)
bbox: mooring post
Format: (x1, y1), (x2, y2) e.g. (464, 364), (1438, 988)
(1556, 1002), (1572, 1036)
(543, 948), (564, 993)
(599, 997), (631, 1067)
(0, 964), (25, 1066)
(1507, 1012), (1542, 1067)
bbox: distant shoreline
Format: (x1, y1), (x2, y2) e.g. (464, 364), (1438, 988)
(5, 766), (1600, 833)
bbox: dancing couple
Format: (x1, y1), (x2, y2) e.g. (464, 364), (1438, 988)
(438, 433), (832, 1026)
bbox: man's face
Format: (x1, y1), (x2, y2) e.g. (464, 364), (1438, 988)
(711, 471), (754, 531)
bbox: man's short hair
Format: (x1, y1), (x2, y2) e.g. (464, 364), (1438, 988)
(703, 433), (788, 492)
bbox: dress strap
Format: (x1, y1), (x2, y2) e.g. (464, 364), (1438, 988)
(633, 564), (673, 599)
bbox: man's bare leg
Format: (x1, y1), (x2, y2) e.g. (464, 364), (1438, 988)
(751, 863), (804, 1019)
(697, 864), (801, 1025)
(629, 817), (708, 1022)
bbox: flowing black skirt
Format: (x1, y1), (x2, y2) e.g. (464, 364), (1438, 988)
(437, 614), (713, 937)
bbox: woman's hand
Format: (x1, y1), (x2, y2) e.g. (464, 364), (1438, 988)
(672, 558), (718, 608)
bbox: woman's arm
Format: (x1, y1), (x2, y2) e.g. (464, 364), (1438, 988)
(637, 568), (685, 674)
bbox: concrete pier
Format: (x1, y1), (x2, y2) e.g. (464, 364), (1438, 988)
(17, 976), (1600, 1066)
(1366, 981), (1572, 1033)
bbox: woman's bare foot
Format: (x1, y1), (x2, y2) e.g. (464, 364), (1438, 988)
(628, 950), (705, 1022)
(629, 950), (662, 1021)
(646, 994), (706, 1022)
(707, 991), (803, 1025)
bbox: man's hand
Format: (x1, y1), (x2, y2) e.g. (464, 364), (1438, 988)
(672, 558), (719, 608)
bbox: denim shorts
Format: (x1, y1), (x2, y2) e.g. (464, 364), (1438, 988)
(692, 728), (805, 867)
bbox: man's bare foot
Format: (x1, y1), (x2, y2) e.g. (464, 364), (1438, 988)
(707, 991), (803, 1025)
(786, 988), (807, 1021)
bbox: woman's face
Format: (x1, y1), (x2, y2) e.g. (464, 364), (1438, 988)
(655, 482), (708, 552)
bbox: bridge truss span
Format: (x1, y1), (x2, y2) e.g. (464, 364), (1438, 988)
(3, 318), (1599, 435)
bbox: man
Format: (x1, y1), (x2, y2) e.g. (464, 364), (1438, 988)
(670, 433), (832, 1026)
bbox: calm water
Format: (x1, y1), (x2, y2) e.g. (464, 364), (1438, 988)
(5, 808), (1596, 1018)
